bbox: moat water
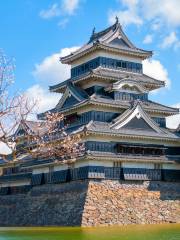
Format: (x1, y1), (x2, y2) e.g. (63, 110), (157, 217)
(0, 224), (179, 240)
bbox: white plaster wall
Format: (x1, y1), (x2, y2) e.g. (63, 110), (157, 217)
(162, 163), (180, 170)
(122, 162), (154, 169)
(0, 180), (30, 187)
(88, 160), (113, 167)
(54, 164), (68, 171)
(85, 134), (180, 147)
(75, 160), (113, 168)
(71, 50), (142, 67)
(32, 167), (49, 174)
(80, 80), (109, 89)
(78, 105), (123, 114)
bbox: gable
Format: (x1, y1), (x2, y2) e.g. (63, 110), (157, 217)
(109, 37), (129, 48)
(122, 116), (156, 132)
(62, 95), (79, 108)
(111, 102), (166, 134)
(16, 127), (27, 137)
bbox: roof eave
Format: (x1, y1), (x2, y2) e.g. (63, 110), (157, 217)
(49, 72), (165, 93)
(60, 44), (152, 64)
(86, 130), (180, 143)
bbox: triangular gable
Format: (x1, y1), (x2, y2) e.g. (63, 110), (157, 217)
(14, 121), (33, 137)
(111, 102), (165, 133)
(62, 94), (79, 108)
(56, 86), (81, 110)
(103, 21), (136, 49)
(122, 116), (156, 132)
(109, 37), (130, 48)
(15, 126), (27, 137)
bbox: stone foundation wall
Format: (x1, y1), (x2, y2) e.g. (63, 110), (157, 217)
(0, 181), (88, 226)
(0, 180), (179, 226)
(82, 180), (180, 226)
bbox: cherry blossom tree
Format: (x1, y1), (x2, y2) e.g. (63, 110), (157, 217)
(0, 50), (35, 159)
(0, 50), (83, 163)
(15, 112), (85, 163)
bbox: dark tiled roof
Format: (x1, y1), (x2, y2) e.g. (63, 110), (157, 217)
(86, 151), (171, 162)
(176, 124), (180, 132)
(61, 20), (152, 63)
(24, 121), (47, 134)
(49, 67), (165, 93)
(92, 67), (164, 87)
(67, 82), (89, 100)
(90, 96), (179, 115)
(85, 121), (179, 140)
(46, 96), (178, 117)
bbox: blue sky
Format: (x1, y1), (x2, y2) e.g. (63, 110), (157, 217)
(0, 0), (180, 127)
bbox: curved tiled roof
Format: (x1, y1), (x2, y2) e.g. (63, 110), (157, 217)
(85, 121), (179, 141)
(86, 151), (172, 163)
(49, 67), (165, 93)
(45, 95), (178, 117)
(61, 20), (152, 64)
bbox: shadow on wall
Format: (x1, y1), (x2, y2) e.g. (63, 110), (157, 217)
(0, 180), (89, 226)
(147, 181), (180, 201)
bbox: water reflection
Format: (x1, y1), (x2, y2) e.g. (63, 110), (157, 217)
(0, 224), (179, 240)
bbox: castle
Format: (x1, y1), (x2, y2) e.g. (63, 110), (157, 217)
(0, 19), (179, 194)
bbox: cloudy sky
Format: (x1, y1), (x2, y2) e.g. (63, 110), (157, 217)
(0, 0), (180, 128)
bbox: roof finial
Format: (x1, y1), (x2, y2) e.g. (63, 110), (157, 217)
(92, 27), (96, 36)
(115, 16), (119, 24)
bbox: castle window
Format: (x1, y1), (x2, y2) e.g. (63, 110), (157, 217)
(154, 163), (161, 170)
(116, 61), (122, 68)
(114, 162), (121, 167)
(122, 61), (127, 68)
(71, 57), (143, 78)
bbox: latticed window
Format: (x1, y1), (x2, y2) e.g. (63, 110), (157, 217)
(113, 162), (121, 167)
(71, 57), (142, 78)
(154, 163), (161, 170)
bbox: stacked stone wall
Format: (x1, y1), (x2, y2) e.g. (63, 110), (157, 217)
(82, 180), (180, 226)
(0, 180), (179, 226)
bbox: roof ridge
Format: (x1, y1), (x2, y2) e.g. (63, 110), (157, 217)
(110, 101), (167, 134)
(89, 21), (118, 43)
(147, 100), (179, 111)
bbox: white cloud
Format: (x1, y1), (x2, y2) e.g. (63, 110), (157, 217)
(109, 0), (180, 29)
(39, 0), (80, 20)
(151, 19), (162, 31)
(143, 34), (153, 44)
(32, 46), (79, 85)
(62, 0), (80, 15)
(166, 103), (180, 129)
(58, 18), (69, 28)
(178, 64), (180, 71)
(141, 0), (180, 27)
(0, 142), (12, 155)
(161, 32), (180, 49)
(25, 84), (59, 117)
(29, 46), (79, 118)
(39, 3), (60, 19)
(143, 59), (171, 89)
(108, 9), (142, 27)
(109, 0), (142, 27)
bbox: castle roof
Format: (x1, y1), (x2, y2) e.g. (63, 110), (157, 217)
(84, 120), (179, 142)
(14, 120), (47, 137)
(61, 19), (152, 64)
(48, 92), (179, 117)
(49, 67), (165, 93)
(86, 151), (173, 163)
(41, 102), (179, 142)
